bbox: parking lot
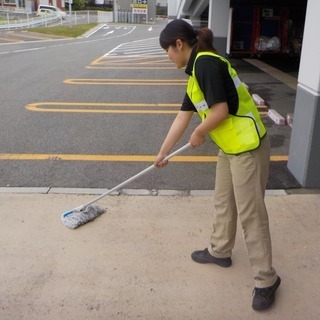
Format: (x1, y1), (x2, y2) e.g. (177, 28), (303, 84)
(0, 23), (300, 190)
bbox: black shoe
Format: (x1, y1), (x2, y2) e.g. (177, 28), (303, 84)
(191, 248), (232, 267)
(252, 276), (281, 311)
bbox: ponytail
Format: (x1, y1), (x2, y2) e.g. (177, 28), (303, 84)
(195, 28), (218, 53)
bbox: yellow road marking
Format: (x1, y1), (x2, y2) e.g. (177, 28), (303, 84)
(27, 108), (178, 114)
(90, 55), (106, 65)
(0, 153), (288, 162)
(64, 79), (187, 85)
(89, 55), (174, 69)
(26, 102), (180, 107)
(139, 58), (171, 65)
(94, 55), (167, 64)
(26, 102), (268, 115)
(26, 102), (180, 114)
(8, 32), (54, 40)
(86, 65), (176, 70)
(0, 37), (24, 43)
(270, 155), (289, 161)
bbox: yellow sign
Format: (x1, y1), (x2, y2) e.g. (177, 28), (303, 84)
(132, 4), (147, 8)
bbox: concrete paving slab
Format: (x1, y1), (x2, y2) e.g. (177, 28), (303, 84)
(1, 193), (319, 320)
(0, 187), (50, 194)
(49, 188), (110, 195)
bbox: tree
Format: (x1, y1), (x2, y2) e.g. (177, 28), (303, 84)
(72, 0), (86, 10)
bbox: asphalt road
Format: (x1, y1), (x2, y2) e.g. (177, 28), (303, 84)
(0, 21), (300, 190)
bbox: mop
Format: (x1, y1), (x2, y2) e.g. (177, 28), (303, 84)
(61, 143), (191, 229)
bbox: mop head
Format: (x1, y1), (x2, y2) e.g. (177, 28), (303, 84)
(61, 204), (106, 229)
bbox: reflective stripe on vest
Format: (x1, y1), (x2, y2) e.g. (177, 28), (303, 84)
(187, 52), (266, 155)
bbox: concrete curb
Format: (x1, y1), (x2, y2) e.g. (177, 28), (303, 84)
(0, 187), (291, 196)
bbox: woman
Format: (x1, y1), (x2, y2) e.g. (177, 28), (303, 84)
(154, 19), (281, 311)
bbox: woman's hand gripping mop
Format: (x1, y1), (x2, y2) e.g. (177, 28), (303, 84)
(61, 143), (191, 229)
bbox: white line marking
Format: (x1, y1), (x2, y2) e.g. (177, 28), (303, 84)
(103, 30), (114, 37)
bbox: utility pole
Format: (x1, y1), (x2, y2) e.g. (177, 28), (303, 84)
(69, 0), (72, 28)
(113, 0), (117, 22)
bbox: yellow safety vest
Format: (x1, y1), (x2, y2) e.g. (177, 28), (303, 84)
(187, 52), (266, 155)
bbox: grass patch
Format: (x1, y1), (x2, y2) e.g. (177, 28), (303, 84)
(27, 23), (99, 38)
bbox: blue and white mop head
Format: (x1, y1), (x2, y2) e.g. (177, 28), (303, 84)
(61, 204), (106, 229)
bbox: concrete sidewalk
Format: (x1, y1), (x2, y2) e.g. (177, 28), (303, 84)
(1, 191), (319, 320)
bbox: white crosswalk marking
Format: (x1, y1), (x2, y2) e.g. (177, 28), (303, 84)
(106, 37), (166, 56)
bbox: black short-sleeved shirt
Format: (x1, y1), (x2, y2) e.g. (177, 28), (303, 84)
(181, 49), (239, 115)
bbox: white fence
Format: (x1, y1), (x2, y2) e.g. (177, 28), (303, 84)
(0, 9), (151, 29)
(97, 11), (113, 23)
(0, 10), (102, 30)
(0, 14), (62, 29)
(96, 11), (146, 24)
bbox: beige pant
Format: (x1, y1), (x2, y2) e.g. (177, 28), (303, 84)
(208, 136), (278, 288)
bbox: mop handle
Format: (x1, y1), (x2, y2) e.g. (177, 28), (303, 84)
(81, 143), (192, 208)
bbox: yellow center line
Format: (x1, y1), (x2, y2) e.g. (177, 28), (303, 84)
(0, 153), (288, 162)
